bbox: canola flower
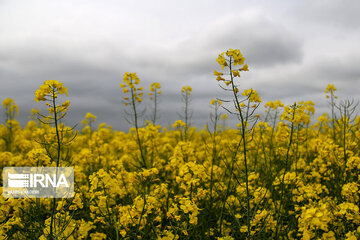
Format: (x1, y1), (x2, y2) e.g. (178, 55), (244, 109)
(2, 98), (19, 152)
(149, 82), (161, 124)
(2, 98), (19, 116)
(33, 80), (73, 240)
(181, 86), (192, 95)
(325, 84), (337, 99)
(34, 80), (70, 121)
(81, 112), (97, 126)
(0, 55), (359, 240)
(210, 99), (222, 106)
(242, 89), (262, 103)
(120, 72), (143, 105)
(180, 86), (193, 141)
(214, 49), (262, 238)
(35, 80), (68, 102)
(149, 82), (161, 100)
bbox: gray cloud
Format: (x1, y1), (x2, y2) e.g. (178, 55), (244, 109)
(0, 0), (359, 130)
(294, 0), (360, 29)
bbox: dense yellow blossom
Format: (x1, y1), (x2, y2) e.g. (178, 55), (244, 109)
(34, 80), (68, 102)
(120, 72), (143, 104)
(0, 53), (359, 240)
(242, 89), (262, 103)
(181, 86), (192, 95)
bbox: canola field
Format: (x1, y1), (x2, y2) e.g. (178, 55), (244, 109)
(0, 49), (359, 239)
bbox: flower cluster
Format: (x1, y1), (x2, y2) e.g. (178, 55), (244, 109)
(120, 72), (143, 105)
(1, 53), (359, 240)
(34, 80), (68, 102)
(325, 84), (337, 99)
(265, 100), (284, 110)
(81, 112), (96, 125)
(210, 99), (222, 106)
(216, 49), (247, 70)
(33, 80), (70, 122)
(281, 101), (315, 125)
(214, 49), (249, 86)
(181, 86), (192, 95)
(242, 89), (262, 103)
(2, 98), (18, 116)
(149, 82), (161, 100)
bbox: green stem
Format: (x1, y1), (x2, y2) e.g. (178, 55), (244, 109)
(130, 86), (147, 168)
(274, 106), (296, 238)
(50, 88), (62, 239)
(229, 59), (252, 237)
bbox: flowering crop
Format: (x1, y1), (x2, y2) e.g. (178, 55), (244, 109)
(0, 51), (360, 240)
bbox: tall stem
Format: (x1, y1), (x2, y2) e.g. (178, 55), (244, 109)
(209, 105), (218, 209)
(229, 59), (252, 237)
(131, 86), (146, 168)
(50, 88), (61, 239)
(184, 93), (189, 141)
(274, 106), (296, 238)
(153, 89), (158, 125)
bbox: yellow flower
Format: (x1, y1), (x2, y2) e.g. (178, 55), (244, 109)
(322, 231), (336, 240)
(242, 89), (262, 103)
(173, 120), (186, 128)
(221, 114), (228, 120)
(325, 84), (336, 94)
(232, 70), (240, 77)
(34, 80), (68, 102)
(181, 86), (192, 95)
(2, 98), (14, 108)
(225, 81), (231, 86)
(30, 108), (40, 115)
(216, 53), (227, 69)
(325, 84), (337, 99)
(62, 100), (70, 108)
(150, 82), (161, 92)
(240, 64), (249, 71)
(2, 98), (19, 114)
(210, 99), (222, 106)
(90, 232), (107, 240)
(121, 72), (143, 104)
(85, 112), (96, 122)
(214, 70), (223, 76)
(216, 75), (225, 81)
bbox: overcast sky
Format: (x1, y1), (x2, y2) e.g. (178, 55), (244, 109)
(1, 0), (359, 130)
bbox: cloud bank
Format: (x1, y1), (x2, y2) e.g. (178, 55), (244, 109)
(0, 0), (359, 129)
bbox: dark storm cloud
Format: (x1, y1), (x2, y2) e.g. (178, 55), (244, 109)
(246, 51), (360, 120)
(0, 10), (305, 130)
(0, 0), (359, 130)
(315, 56), (360, 84)
(132, 14), (303, 80)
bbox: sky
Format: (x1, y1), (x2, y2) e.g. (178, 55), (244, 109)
(1, 0), (359, 130)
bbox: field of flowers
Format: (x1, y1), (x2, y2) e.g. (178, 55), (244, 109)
(0, 49), (359, 239)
